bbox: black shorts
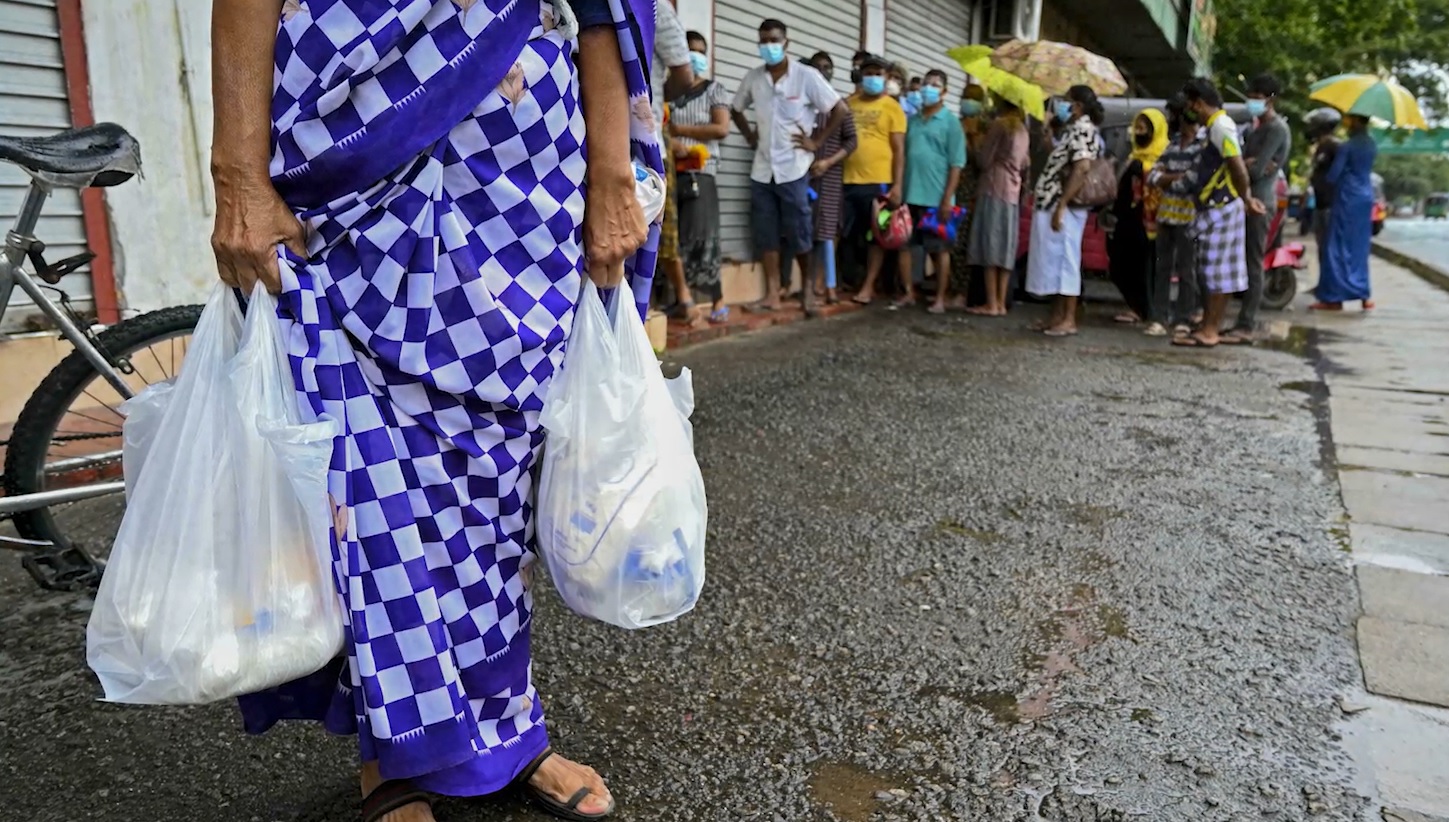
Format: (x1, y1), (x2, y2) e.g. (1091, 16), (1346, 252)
(908, 204), (952, 254)
(842, 184), (884, 243)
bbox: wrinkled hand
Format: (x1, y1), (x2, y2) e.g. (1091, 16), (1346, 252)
(1246, 197), (1267, 216)
(583, 169), (648, 287)
(212, 171), (307, 295)
(792, 128), (820, 154)
(1051, 205), (1065, 232)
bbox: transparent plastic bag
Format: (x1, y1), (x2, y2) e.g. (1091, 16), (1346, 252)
(87, 283), (343, 704)
(536, 279), (707, 629)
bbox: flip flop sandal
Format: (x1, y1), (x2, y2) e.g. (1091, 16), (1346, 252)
(514, 748), (615, 821)
(1042, 327), (1078, 337)
(1171, 334), (1218, 348)
(362, 780), (433, 822)
(1113, 313), (1140, 324)
(709, 306), (730, 324)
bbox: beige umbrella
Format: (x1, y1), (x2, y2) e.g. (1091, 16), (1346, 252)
(979, 39), (1127, 97)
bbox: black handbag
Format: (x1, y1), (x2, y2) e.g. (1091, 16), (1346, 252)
(676, 170), (702, 202)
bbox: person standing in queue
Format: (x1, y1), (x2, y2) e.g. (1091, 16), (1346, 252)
(670, 31), (733, 325)
(804, 51), (858, 308)
(1312, 113), (1378, 310)
(1148, 94), (1209, 335)
(1025, 85), (1105, 337)
(651, 0), (697, 322)
(1223, 72), (1291, 344)
(950, 84), (990, 311)
(1172, 77), (1267, 348)
(966, 95), (1030, 317)
(844, 55), (907, 305)
(731, 19), (847, 314)
(897, 70), (968, 313)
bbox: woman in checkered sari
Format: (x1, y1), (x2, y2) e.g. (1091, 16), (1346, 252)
(209, 1), (661, 820)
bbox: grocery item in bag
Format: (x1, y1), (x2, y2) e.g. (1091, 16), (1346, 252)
(87, 284), (343, 704)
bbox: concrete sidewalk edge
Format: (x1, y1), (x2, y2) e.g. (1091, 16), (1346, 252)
(1372, 241), (1449, 294)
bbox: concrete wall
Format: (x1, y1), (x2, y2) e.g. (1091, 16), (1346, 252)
(82, 0), (215, 313)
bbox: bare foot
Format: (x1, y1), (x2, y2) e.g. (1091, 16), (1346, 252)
(361, 762), (435, 822)
(1043, 323), (1078, 337)
(529, 754), (614, 816)
(947, 295), (968, 310)
(852, 289), (875, 305)
(928, 300), (947, 315)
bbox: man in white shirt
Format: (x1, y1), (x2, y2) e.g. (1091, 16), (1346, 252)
(731, 18), (846, 313)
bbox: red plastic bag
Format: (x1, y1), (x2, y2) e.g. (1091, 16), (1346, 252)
(871, 198), (913, 250)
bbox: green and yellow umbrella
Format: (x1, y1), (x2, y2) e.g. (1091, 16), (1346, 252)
(1309, 74), (1428, 129)
(947, 45), (1046, 121)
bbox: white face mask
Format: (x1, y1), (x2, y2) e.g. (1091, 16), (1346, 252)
(886, 80), (902, 98)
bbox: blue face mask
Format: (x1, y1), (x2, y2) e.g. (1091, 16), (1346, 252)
(1246, 99), (1268, 117)
(1054, 101), (1074, 123)
(921, 86), (943, 106)
(906, 91), (923, 108)
(758, 43), (785, 66)
(861, 75), (886, 96)
(689, 52), (709, 77)
(960, 100), (983, 117)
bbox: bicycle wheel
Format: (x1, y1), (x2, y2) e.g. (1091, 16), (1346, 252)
(3, 304), (204, 553)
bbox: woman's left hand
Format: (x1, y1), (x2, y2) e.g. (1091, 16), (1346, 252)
(583, 169), (648, 287)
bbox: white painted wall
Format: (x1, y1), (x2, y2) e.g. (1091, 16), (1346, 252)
(82, 0), (215, 313)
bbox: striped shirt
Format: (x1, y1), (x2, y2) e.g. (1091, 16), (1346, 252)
(1149, 131), (1207, 226)
(670, 80), (731, 176)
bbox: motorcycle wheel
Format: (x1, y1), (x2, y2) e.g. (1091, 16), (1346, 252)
(1372, 221), (1385, 236)
(1262, 267), (1298, 311)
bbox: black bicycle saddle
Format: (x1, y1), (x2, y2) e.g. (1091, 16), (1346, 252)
(0, 122), (141, 188)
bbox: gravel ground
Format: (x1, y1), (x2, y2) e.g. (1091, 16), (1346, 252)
(0, 299), (1368, 822)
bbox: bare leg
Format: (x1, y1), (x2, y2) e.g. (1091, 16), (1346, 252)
(895, 246), (918, 305)
(994, 267), (1012, 315)
(855, 245), (886, 304)
(1198, 293), (1227, 344)
(1046, 295), (1078, 334)
(797, 251), (819, 314)
(929, 250), (952, 313)
(760, 251), (783, 309)
(663, 256), (691, 313)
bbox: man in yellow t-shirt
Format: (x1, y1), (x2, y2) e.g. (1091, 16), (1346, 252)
(843, 55), (906, 304)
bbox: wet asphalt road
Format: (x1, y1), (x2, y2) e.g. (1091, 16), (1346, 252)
(1379, 219), (1449, 266)
(0, 297), (1368, 822)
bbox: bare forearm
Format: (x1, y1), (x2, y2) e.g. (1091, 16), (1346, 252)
(673, 123), (729, 141)
(1227, 158), (1253, 203)
(578, 27), (633, 188)
(731, 110), (756, 143)
(1059, 161), (1088, 207)
(211, 0), (284, 182)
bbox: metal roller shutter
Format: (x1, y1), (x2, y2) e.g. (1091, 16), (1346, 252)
(0, 0), (91, 333)
(711, 0), (861, 261)
(884, 0), (975, 110)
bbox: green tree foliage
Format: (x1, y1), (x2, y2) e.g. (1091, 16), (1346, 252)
(1376, 154), (1449, 201)
(1212, 0), (1449, 115)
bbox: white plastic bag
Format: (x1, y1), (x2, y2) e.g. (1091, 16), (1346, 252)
(536, 279), (707, 629)
(87, 283), (343, 704)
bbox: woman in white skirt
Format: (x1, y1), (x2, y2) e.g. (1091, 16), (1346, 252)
(966, 97), (1030, 316)
(1025, 85), (1104, 336)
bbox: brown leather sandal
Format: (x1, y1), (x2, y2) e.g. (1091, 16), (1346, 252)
(514, 747), (615, 821)
(362, 779), (432, 822)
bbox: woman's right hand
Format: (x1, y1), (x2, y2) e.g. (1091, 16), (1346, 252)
(583, 168), (648, 287)
(211, 169), (308, 294)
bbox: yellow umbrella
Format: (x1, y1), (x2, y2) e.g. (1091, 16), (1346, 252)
(947, 45), (1046, 121)
(1309, 74), (1428, 129)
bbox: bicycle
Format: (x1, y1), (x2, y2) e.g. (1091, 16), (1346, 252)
(0, 123), (203, 591)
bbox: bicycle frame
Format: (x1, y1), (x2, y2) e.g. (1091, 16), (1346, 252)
(1, 179), (132, 529)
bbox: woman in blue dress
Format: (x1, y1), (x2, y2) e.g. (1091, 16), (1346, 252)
(1312, 114), (1378, 310)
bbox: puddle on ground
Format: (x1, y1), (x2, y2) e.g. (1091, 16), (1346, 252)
(1098, 604), (1131, 639)
(1279, 379), (1318, 394)
(933, 519), (1003, 543)
(917, 684), (1021, 725)
(1260, 325), (1314, 357)
(808, 760), (900, 822)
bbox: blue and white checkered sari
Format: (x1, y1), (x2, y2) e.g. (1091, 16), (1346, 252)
(237, 0), (662, 796)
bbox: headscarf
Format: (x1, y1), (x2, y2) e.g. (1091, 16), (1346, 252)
(961, 83), (988, 149)
(1130, 109), (1170, 173)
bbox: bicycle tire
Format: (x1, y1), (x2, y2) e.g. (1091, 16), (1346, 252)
(3, 304), (204, 547)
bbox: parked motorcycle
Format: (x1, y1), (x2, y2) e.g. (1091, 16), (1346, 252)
(1261, 175), (1306, 311)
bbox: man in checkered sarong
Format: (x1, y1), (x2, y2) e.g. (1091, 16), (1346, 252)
(1171, 78), (1266, 349)
(209, 0), (662, 819)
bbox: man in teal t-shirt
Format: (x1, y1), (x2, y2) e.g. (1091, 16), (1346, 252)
(899, 69), (967, 313)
